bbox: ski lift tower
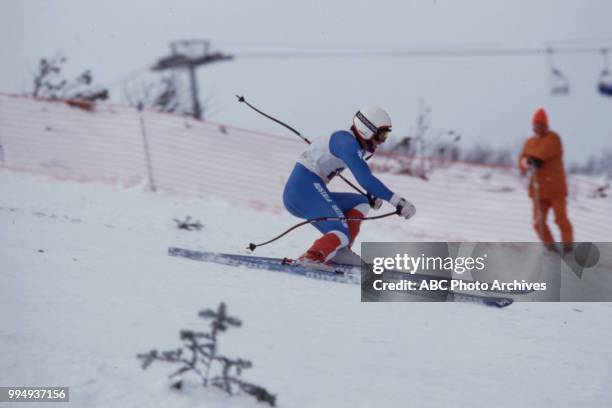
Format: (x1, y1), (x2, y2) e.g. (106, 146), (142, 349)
(151, 40), (233, 119)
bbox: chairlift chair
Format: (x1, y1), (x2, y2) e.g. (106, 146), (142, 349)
(546, 48), (570, 96)
(598, 48), (612, 97)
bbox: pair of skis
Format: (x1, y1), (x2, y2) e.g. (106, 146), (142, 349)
(168, 247), (518, 308)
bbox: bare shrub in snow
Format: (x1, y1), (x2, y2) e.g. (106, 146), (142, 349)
(137, 302), (276, 406)
(173, 216), (203, 231)
(123, 74), (192, 116)
(568, 149), (612, 178)
(29, 54), (109, 103)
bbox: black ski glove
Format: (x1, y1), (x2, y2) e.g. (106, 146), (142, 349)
(528, 156), (543, 169)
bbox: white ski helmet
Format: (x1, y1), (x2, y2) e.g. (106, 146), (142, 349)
(352, 106), (392, 141)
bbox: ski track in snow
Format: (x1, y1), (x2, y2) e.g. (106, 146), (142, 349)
(1, 170), (611, 408)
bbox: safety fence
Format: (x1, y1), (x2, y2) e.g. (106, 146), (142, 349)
(0, 93), (302, 212)
(0, 93), (609, 241)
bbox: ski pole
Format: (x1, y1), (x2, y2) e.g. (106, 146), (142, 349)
(236, 95), (373, 198)
(247, 211), (397, 251)
(236, 95), (310, 144)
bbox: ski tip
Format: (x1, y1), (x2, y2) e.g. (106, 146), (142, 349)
(487, 298), (514, 308)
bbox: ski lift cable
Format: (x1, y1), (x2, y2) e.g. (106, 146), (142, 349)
(232, 46), (609, 59)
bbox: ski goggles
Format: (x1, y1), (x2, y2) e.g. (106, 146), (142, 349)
(375, 127), (392, 143)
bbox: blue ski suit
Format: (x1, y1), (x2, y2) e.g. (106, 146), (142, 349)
(283, 130), (396, 245)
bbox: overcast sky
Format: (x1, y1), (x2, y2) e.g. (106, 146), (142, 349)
(1, 0), (611, 162)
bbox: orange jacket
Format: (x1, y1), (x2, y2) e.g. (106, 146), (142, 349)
(518, 131), (568, 199)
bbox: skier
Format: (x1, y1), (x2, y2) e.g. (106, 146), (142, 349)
(283, 106), (416, 269)
(518, 108), (574, 246)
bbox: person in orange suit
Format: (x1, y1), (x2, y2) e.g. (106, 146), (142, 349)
(518, 108), (574, 244)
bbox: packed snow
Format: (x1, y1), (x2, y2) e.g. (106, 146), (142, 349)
(1, 168), (611, 408)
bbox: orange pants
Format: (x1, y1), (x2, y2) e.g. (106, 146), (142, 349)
(532, 197), (573, 243)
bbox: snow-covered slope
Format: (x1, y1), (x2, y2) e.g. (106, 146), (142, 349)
(2, 95), (611, 406)
(1, 170), (611, 408)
